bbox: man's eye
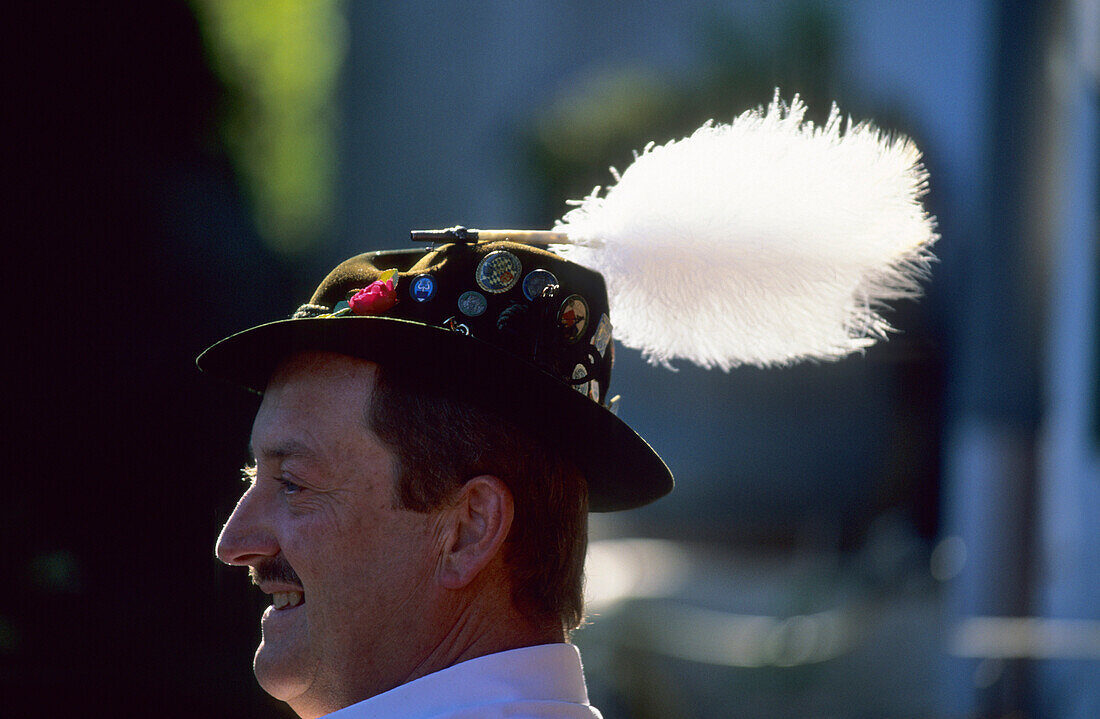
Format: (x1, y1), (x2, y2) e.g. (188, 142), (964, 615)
(278, 478), (304, 495)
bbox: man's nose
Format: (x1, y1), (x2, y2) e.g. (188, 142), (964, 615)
(215, 486), (279, 566)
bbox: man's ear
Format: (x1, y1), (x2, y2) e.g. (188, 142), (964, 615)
(437, 475), (514, 590)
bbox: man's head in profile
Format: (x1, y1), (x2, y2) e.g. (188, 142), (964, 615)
(200, 238), (673, 718)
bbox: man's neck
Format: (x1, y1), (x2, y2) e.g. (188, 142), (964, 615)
(289, 594), (564, 719)
(404, 601), (565, 687)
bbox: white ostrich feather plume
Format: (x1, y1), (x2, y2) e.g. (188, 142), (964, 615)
(551, 92), (938, 370)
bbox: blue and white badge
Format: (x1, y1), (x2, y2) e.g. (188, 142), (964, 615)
(409, 274), (436, 302)
(593, 313), (612, 356)
(457, 290), (488, 317)
(571, 363), (589, 396)
(522, 268), (558, 301)
(476, 251), (522, 293)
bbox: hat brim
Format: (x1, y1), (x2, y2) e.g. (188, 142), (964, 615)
(197, 315), (672, 512)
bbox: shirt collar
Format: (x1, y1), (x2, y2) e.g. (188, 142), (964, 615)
(324, 643), (592, 719)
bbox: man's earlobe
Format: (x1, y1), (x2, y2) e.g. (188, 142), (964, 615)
(438, 475), (514, 590)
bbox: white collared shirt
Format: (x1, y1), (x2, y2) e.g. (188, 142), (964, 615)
(323, 643), (603, 719)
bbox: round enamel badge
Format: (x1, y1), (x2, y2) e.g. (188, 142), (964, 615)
(409, 274), (436, 302)
(475, 251), (522, 293)
(522, 268), (558, 301)
(558, 294), (589, 343)
(457, 290), (488, 317)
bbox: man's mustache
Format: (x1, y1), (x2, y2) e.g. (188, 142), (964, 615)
(250, 555), (303, 588)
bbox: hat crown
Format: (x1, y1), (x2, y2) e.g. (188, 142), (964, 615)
(303, 241), (614, 407)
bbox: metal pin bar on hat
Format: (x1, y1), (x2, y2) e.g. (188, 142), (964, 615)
(411, 226), (578, 246)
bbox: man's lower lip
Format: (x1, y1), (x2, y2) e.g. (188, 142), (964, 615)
(262, 602), (305, 623)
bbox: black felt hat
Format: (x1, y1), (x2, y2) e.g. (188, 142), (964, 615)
(197, 236), (673, 511)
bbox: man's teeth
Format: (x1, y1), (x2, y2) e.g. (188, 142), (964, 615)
(272, 591), (304, 610)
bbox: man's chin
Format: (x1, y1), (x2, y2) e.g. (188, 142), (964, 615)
(254, 638), (313, 703)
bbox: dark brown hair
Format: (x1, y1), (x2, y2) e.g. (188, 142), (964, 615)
(365, 363), (589, 632)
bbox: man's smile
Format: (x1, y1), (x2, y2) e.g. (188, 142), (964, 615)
(260, 587), (306, 629)
(250, 556), (307, 612)
(272, 590), (305, 610)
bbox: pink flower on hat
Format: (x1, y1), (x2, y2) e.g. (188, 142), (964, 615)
(348, 274), (398, 315)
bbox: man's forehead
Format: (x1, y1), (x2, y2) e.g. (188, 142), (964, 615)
(251, 352), (380, 455)
(267, 350), (380, 389)
(248, 438), (319, 463)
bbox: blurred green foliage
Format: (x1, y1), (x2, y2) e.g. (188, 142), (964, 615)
(191, 0), (347, 256)
(28, 550), (80, 593)
(0, 616), (15, 654)
(527, 4), (839, 225)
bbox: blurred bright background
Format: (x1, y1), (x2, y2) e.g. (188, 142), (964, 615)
(6, 1), (1097, 717)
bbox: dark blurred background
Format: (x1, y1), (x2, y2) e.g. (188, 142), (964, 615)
(5, 1), (1097, 717)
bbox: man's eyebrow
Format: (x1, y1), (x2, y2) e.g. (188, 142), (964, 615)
(248, 440), (319, 462)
